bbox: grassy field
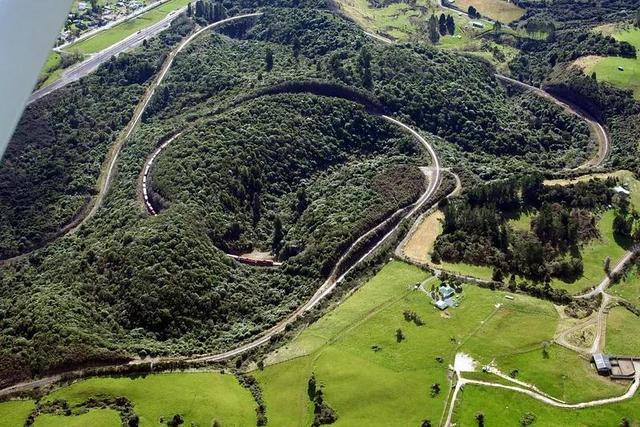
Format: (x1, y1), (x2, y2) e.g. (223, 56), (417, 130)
(64, 0), (190, 54)
(610, 265), (640, 304)
(551, 210), (630, 295)
(452, 0), (525, 23)
(42, 372), (256, 427)
(404, 210), (444, 263)
(578, 25), (640, 99)
(508, 211), (532, 231)
(0, 400), (35, 427)
(258, 261), (620, 425)
(453, 385), (640, 426)
(335, 0), (430, 40)
(33, 409), (121, 427)
(605, 306), (640, 355)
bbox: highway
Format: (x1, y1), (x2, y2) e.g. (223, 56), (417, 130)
(28, 6), (187, 104)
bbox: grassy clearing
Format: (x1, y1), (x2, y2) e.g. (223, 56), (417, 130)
(452, 0), (525, 23)
(508, 211), (532, 231)
(43, 372), (256, 427)
(610, 265), (640, 304)
(33, 409), (121, 427)
(336, 0), (430, 40)
(551, 210), (631, 295)
(404, 210), (444, 263)
(454, 385), (640, 426)
(605, 306), (640, 355)
(578, 25), (640, 99)
(0, 400), (35, 427)
(65, 0), (191, 54)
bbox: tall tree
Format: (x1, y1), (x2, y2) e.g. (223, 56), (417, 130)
(438, 14), (447, 35)
(272, 216), (283, 254)
(265, 48), (274, 71)
(427, 15), (440, 44)
(446, 15), (455, 35)
(187, 2), (192, 17)
(358, 46), (373, 89)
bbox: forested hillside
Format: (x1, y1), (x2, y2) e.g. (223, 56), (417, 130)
(0, 16), (194, 260)
(0, 6), (607, 385)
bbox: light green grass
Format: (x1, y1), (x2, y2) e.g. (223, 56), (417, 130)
(610, 265), (640, 304)
(453, 0), (525, 23)
(454, 385), (640, 426)
(43, 372), (256, 427)
(605, 306), (640, 355)
(494, 345), (625, 402)
(508, 211), (532, 231)
(33, 409), (121, 427)
(258, 261), (616, 425)
(65, 0), (191, 54)
(585, 26), (640, 99)
(551, 210), (630, 295)
(438, 261), (495, 280)
(0, 400), (35, 427)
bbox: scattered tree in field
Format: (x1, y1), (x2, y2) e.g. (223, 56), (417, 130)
(265, 48), (274, 71)
(493, 21), (502, 33)
(167, 414), (184, 427)
(396, 328), (405, 342)
(520, 412), (536, 426)
(308, 373), (317, 401)
(492, 268), (504, 282)
(430, 383), (441, 397)
(439, 14), (448, 35)
(475, 412), (485, 427)
(509, 369), (519, 378)
(421, 419), (432, 427)
(468, 6), (479, 18)
(604, 256), (611, 274)
(427, 15), (440, 44)
(187, 2), (192, 16)
(542, 341), (550, 359)
(446, 15), (455, 35)
(620, 417), (631, 427)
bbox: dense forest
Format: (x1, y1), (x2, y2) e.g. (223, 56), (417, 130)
(0, 16), (194, 260)
(0, 4), (628, 385)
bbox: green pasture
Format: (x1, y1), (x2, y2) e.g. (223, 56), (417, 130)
(605, 306), (640, 355)
(453, 385), (640, 426)
(33, 409), (121, 427)
(0, 400), (35, 427)
(610, 265), (640, 304)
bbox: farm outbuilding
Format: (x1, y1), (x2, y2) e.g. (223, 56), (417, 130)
(592, 353), (612, 375)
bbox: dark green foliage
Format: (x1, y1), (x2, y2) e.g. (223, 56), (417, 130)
(513, 0), (637, 27)
(0, 15), (194, 260)
(434, 177), (614, 282)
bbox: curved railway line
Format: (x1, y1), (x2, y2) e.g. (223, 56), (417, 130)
(1, 17), (634, 419)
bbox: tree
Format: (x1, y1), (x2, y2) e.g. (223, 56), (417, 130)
(265, 48), (274, 72)
(395, 328), (405, 342)
(272, 216), (283, 254)
(438, 14), (447, 36)
(358, 46), (373, 89)
(493, 21), (502, 33)
(446, 15), (455, 35)
(168, 414), (184, 427)
(307, 373), (317, 401)
(427, 15), (440, 44)
(520, 412), (536, 426)
(620, 417), (631, 427)
(468, 6), (478, 18)
(187, 2), (192, 17)
(296, 189), (308, 216)
(90, 0), (99, 12)
(430, 383), (441, 397)
(635, 8), (640, 27)
(492, 268), (504, 282)
(421, 420), (432, 427)
(475, 412), (485, 427)
(604, 256), (611, 274)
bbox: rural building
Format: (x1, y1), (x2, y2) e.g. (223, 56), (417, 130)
(618, 66), (625, 71)
(592, 353), (612, 375)
(440, 284), (455, 299)
(435, 300), (449, 310)
(471, 21), (484, 28)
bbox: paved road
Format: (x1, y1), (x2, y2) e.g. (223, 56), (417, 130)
(29, 6), (187, 104)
